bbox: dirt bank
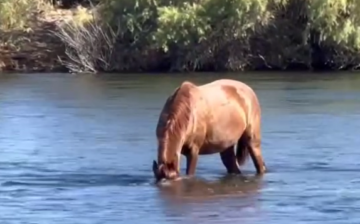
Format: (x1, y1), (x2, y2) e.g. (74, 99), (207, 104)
(0, 8), (78, 73)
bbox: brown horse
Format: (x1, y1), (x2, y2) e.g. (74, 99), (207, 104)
(152, 79), (266, 182)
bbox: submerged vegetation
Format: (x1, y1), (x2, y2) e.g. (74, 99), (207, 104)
(1, 0), (360, 73)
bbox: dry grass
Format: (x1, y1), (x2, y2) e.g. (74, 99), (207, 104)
(0, 0), (53, 31)
(0, 0), (95, 72)
(71, 6), (95, 26)
(53, 15), (119, 73)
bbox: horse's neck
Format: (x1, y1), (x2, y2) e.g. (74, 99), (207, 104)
(160, 85), (197, 163)
(184, 96), (208, 147)
(159, 127), (184, 164)
(193, 91), (209, 123)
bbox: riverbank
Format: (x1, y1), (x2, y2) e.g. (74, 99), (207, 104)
(1, 0), (360, 74)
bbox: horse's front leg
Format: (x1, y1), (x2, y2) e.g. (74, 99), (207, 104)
(183, 146), (199, 176)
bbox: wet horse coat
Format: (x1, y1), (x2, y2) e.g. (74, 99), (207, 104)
(152, 79), (266, 181)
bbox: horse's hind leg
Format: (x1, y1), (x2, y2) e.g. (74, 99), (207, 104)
(236, 134), (249, 166)
(245, 129), (266, 174)
(220, 146), (241, 174)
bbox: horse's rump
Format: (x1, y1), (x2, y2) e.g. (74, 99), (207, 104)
(196, 80), (260, 163)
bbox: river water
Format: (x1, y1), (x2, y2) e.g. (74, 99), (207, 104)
(1, 72), (360, 224)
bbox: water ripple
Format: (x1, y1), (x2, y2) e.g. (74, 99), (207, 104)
(1, 173), (153, 188)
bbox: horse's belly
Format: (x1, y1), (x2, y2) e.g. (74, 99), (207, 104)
(198, 119), (245, 155)
(198, 140), (237, 155)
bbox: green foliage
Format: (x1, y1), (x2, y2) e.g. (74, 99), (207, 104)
(308, 0), (360, 50)
(56, 0), (360, 73)
(153, 0), (273, 50)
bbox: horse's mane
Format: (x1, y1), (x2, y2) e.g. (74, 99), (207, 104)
(158, 81), (195, 163)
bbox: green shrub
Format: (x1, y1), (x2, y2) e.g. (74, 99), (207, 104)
(55, 0), (360, 73)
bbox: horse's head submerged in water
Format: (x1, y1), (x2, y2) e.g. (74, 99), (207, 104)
(152, 160), (179, 182)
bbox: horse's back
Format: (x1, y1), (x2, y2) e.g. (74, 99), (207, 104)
(161, 78), (259, 122)
(200, 79), (257, 98)
(201, 79), (260, 131)
(168, 79), (255, 103)
(197, 79), (258, 105)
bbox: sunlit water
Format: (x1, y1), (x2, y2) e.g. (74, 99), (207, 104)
(1, 72), (360, 224)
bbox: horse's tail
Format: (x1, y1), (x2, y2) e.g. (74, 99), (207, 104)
(236, 135), (250, 166)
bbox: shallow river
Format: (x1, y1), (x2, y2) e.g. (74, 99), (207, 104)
(1, 72), (360, 224)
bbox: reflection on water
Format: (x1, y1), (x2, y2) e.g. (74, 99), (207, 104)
(157, 175), (264, 224)
(157, 174), (263, 201)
